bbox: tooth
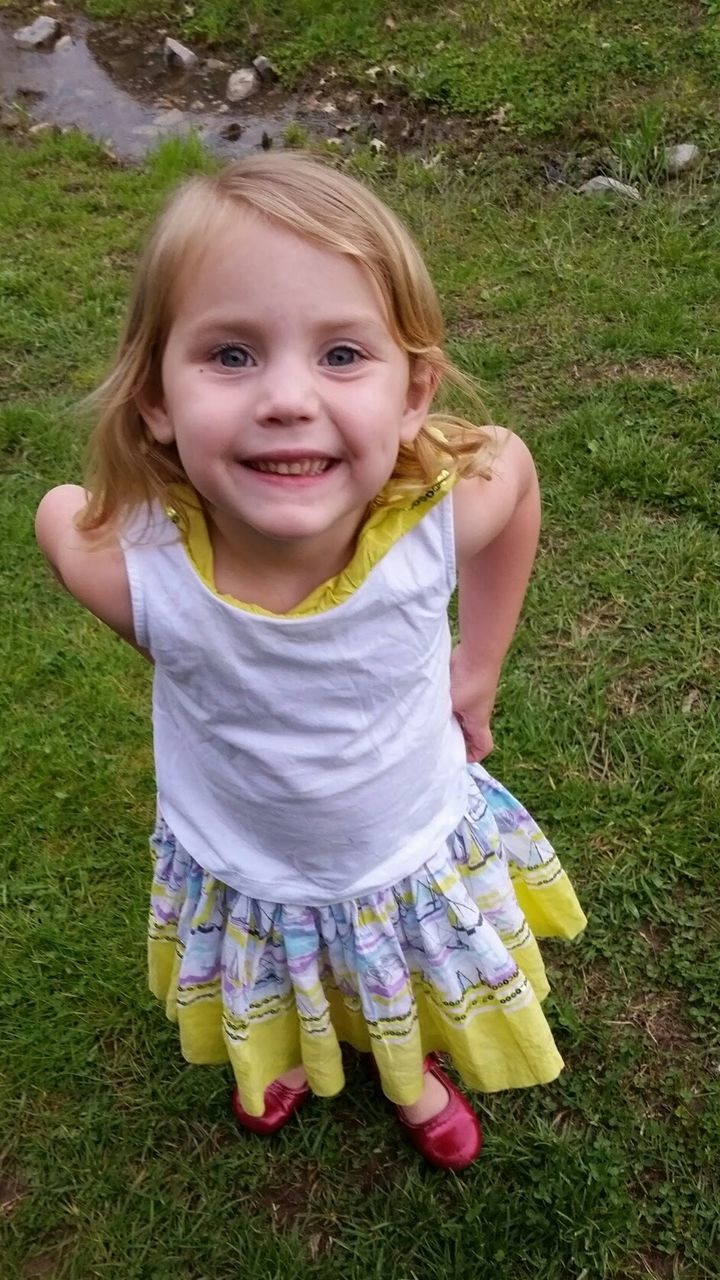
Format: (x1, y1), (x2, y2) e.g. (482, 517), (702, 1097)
(248, 458), (332, 473)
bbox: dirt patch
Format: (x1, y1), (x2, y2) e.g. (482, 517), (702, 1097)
(635, 1247), (683, 1279)
(602, 988), (691, 1059)
(638, 924), (670, 956)
(637, 509), (682, 527)
(22, 1236), (76, 1278)
(256, 1137), (402, 1250)
(607, 667), (660, 717)
(567, 357), (696, 387)
(23, 1255), (62, 1278)
(618, 991), (694, 1054)
(576, 599), (626, 639)
(567, 955), (620, 1050)
(608, 676), (707, 720)
(256, 1156), (335, 1250)
(0, 1168), (29, 1217)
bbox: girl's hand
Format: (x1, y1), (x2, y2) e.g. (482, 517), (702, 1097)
(450, 644), (497, 762)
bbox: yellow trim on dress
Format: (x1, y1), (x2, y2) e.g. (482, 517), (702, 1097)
(165, 473), (456, 618)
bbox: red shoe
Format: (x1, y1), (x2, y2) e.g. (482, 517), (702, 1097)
(231, 1079), (310, 1135)
(395, 1055), (483, 1170)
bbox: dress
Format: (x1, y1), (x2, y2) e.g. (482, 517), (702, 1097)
(123, 477), (587, 1116)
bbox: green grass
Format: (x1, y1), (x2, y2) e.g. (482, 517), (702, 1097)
(2, 73), (720, 1280)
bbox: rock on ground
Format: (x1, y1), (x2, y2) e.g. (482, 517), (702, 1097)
(164, 37), (198, 70)
(153, 108), (186, 129)
(578, 175), (641, 201)
(252, 56), (277, 83)
(226, 68), (259, 102)
(665, 143), (700, 176)
(220, 122), (244, 141)
(14, 16), (60, 48)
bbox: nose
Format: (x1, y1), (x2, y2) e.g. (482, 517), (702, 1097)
(254, 355), (320, 426)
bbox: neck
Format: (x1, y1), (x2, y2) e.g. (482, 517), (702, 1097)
(204, 504), (366, 613)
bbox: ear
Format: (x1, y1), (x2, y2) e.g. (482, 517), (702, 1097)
(400, 358), (438, 444)
(135, 385), (175, 445)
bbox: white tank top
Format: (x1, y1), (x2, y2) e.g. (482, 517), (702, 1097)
(121, 482), (468, 905)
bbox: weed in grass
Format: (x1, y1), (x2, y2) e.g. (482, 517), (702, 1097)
(610, 103), (673, 187)
(283, 122), (312, 149)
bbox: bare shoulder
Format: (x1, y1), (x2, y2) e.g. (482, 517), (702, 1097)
(452, 429), (538, 565)
(35, 484), (136, 644)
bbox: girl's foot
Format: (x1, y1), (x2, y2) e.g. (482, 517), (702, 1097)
(231, 1067), (309, 1135)
(278, 1066), (308, 1090)
(399, 1066), (450, 1125)
(396, 1055), (483, 1171)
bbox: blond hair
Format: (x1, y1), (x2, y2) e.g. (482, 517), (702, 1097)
(78, 151), (493, 533)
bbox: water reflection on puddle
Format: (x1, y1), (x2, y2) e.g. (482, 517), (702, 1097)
(0, 15), (342, 158)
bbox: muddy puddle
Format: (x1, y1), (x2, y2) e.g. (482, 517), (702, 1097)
(0, 11), (361, 159)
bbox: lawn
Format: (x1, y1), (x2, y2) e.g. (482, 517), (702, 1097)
(1, 5), (719, 1278)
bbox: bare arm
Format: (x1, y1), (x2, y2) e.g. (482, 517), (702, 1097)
(35, 484), (151, 661)
(451, 431), (540, 759)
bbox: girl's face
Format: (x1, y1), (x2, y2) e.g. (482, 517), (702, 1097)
(141, 215), (433, 554)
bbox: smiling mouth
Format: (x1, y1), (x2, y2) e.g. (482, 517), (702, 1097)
(244, 458), (337, 476)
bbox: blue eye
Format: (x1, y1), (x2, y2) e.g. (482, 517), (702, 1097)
(215, 345), (252, 368)
(325, 346), (362, 368)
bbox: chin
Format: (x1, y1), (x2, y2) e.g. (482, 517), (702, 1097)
(254, 518), (328, 542)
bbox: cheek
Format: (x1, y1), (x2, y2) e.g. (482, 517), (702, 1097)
(173, 378), (226, 426)
(359, 430), (401, 475)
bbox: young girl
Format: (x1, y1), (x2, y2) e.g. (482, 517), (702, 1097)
(36, 152), (586, 1171)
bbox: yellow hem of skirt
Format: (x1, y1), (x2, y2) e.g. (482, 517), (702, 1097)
(510, 866), (587, 941)
(148, 919), (579, 1116)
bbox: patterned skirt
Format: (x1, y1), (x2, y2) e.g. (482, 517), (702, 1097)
(148, 765), (587, 1116)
